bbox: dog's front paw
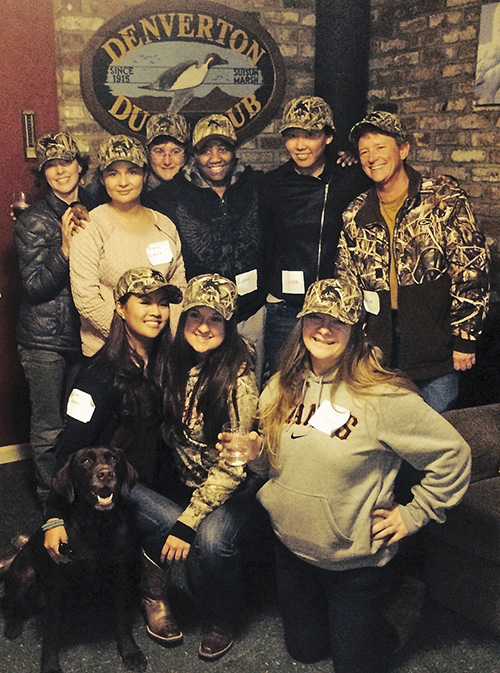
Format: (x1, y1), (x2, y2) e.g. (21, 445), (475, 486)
(4, 617), (24, 640)
(41, 664), (63, 673)
(41, 648), (63, 673)
(121, 648), (147, 672)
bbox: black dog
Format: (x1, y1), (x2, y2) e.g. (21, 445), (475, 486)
(2, 447), (147, 673)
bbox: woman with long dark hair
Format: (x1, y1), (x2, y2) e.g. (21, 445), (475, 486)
(50, 267), (180, 473)
(129, 273), (263, 661)
(42, 267), (181, 547)
(230, 276), (471, 673)
(39, 267), (187, 650)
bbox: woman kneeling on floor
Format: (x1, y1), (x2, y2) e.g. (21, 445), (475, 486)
(42, 267), (182, 630)
(226, 276), (471, 673)
(130, 273), (266, 661)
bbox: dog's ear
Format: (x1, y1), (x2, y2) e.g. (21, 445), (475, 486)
(51, 455), (76, 504)
(124, 459), (138, 493)
(113, 447), (138, 493)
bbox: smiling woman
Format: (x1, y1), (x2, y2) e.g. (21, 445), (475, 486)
(127, 273), (265, 660)
(357, 132), (410, 191)
(184, 305), (226, 354)
(194, 140), (236, 192)
(41, 267), (184, 654)
(301, 312), (352, 374)
(282, 128), (333, 177)
(116, 288), (172, 356)
(44, 158), (82, 202)
(45, 266), (182, 484)
(253, 276), (472, 673)
(69, 134), (186, 356)
(14, 132), (96, 507)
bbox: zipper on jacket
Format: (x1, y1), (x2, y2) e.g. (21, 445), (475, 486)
(378, 197), (407, 308)
(315, 180), (330, 281)
(390, 202), (408, 307)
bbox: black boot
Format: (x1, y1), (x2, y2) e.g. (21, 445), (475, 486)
(140, 551), (183, 646)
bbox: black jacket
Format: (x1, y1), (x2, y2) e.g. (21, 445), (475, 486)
(144, 160), (265, 322)
(15, 189), (94, 352)
(259, 156), (368, 306)
(46, 357), (171, 521)
(52, 359), (165, 486)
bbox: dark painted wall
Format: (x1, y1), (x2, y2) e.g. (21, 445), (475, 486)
(315, 0), (370, 148)
(0, 0), (60, 445)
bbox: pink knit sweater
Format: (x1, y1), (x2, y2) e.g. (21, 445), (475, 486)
(70, 204), (186, 356)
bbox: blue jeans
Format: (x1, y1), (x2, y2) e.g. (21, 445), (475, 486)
(415, 372), (459, 414)
(18, 347), (82, 504)
(265, 301), (300, 374)
(128, 472), (266, 629)
(275, 540), (398, 673)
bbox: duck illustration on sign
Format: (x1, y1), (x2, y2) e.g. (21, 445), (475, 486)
(105, 43), (260, 111)
(140, 51), (228, 114)
(81, 0), (286, 143)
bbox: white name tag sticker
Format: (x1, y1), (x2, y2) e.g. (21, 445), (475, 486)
(363, 290), (380, 315)
(308, 400), (350, 436)
(146, 240), (173, 265)
(66, 389), (96, 424)
(235, 269), (258, 296)
(282, 270), (305, 295)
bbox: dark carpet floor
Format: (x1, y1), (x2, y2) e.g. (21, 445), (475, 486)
(1, 459), (500, 673)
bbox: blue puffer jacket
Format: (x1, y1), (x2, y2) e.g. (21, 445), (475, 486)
(15, 188), (93, 352)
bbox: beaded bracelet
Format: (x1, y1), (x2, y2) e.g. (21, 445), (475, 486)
(41, 518), (65, 532)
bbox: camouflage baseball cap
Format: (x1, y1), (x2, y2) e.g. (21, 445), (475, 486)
(36, 132), (81, 170)
(181, 273), (238, 320)
(146, 113), (190, 146)
(192, 114), (237, 150)
(297, 278), (364, 325)
(98, 135), (148, 172)
(280, 96), (335, 134)
(114, 267), (183, 304)
(349, 111), (409, 146)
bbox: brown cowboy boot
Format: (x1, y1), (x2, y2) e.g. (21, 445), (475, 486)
(198, 625), (234, 660)
(140, 551), (183, 646)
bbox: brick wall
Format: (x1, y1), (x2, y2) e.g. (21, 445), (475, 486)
(369, 0), (500, 284)
(52, 0), (499, 280)
(51, 0), (316, 172)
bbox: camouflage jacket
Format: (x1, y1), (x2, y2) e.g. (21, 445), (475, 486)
(336, 165), (489, 379)
(165, 362), (258, 532)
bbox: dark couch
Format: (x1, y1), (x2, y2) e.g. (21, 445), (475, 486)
(422, 403), (500, 636)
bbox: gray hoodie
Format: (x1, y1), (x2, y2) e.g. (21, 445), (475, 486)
(256, 371), (471, 571)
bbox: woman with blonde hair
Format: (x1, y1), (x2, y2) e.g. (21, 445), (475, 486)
(227, 276), (471, 673)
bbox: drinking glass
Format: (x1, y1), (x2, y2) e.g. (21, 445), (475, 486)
(220, 422), (250, 466)
(11, 191), (31, 219)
